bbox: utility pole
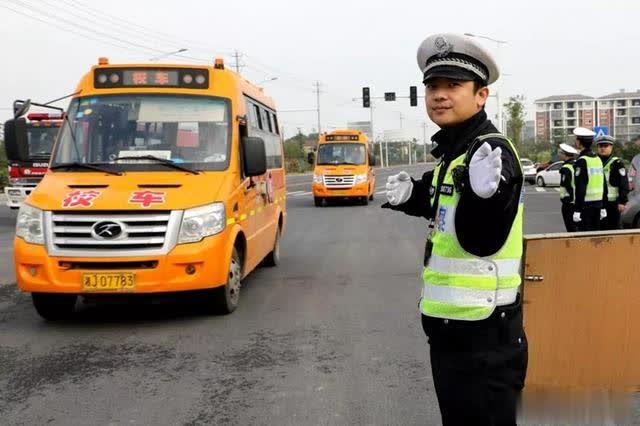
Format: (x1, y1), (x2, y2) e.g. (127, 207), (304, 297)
(399, 112), (404, 129)
(314, 81), (322, 135)
(370, 100), (383, 168)
(423, 122), (428, 163)
(232, 50), (243, 74)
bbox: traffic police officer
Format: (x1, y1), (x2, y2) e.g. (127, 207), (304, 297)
(596, 134), (629, 230)
(572, 127), (607, 231)
(382, 33), (527, 425)
(558, 143), (579, 232)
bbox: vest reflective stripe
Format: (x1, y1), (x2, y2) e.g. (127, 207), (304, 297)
(422, 284), (519, 308)
(580, 155), (604, 202)
(427, 254), (521, 277)
(559, 163), (575, 202)
(603, 157), (620, 202)
(421, 134), (523, 321)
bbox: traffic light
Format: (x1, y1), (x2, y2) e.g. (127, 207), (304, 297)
(409, 86), (417, 107)
(362, 87), (370, 108)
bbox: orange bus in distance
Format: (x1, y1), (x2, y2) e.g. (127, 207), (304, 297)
(310, 129), (376, 206)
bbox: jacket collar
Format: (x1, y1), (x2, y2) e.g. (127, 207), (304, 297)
(430, 109), (492, 160)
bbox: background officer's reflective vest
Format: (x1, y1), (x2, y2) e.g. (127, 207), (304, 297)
(603, 156), (620, 202)
(579, 154), (604, 203)
(421, 134), (524, 321)
(559, 163), (575, 203)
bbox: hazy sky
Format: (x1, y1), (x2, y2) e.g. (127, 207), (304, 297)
(1, 0), (638, 142)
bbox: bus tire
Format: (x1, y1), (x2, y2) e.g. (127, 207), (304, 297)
(211, 248), (242, 314)
(368, 192), (374, 201)
(361, 196), (369, 206)
(314, 197), (323, 207)
(32, 293), (77, 321)
(263, 227), (281, 267)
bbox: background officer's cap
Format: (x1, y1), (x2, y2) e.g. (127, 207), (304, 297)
(573, 127), (595, 140)
(417, 33), (499, 86)
(595, 134), (615, 145)
(559, 143), (578, 155)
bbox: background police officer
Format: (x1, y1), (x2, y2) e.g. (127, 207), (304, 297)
(383, 33), (527, 426)
(558, 143), (579, 232)
(596, 134), (629, 230)
(572, 127), (607, 231)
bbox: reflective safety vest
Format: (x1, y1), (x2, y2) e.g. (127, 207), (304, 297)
(579, 154), (604, 203)
(603, 156), (620, 202)
(420, 134), (524, 321)
(559, 163), (575, 203)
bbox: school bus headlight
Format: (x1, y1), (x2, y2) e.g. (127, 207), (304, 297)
(16, 204), (44, 245)
(178, 202), (226, 244)
(97, 73), (108, 84)
(313, 175), (323, 184)
(355, 173), (368, 184)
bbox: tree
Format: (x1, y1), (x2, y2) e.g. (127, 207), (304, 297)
(503, 95), (526, 149)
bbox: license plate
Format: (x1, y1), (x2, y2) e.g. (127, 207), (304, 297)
(82, 273), (135, 292)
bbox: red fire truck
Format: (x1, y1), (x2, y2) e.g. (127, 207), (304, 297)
(4, 111), (62, 208)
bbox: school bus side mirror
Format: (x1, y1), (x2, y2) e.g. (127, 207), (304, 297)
(307, 152), (315, 165)
(242, 136), (267, 177)
(3, 118), (29, 162)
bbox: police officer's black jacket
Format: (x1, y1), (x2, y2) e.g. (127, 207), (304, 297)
(559, 159), (575, 204)
(574, 149), (607, 210)
(599, 154), (629, 204)
(384, 109), (522, 257)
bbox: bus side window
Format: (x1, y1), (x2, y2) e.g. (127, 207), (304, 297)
(272, 113), (280, 135)
(253, 105), (262, 130)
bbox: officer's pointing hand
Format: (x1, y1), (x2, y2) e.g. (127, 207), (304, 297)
(469, 142), (502, 199)
(385, 171), (413, 206)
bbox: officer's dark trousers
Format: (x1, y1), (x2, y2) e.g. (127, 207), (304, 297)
(601, 202), (621, 230)
(576, 206), (601, 232)
(421, 299), (528, 426)
(561, 202), (577, 232)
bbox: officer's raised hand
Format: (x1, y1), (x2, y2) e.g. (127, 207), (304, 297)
(469, 142), (502, 199)
(573, 211), (582, 223)
(385, 171), (413, 205)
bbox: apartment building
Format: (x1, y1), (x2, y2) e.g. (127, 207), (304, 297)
(534, 95), (595, 141)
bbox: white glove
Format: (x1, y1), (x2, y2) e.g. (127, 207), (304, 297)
(573, 212), (582, 223)
(385, 171), (413, 205)
(469, 142), (502, 199)
(600, 209), (607, 220)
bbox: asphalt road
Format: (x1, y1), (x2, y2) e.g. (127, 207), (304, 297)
(0, 165), (636, 425)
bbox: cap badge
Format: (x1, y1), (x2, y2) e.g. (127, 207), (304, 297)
(434, 36), (453, 57)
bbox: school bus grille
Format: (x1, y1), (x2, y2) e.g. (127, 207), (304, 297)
(323, 175), (355, 188)
(45, 210), (182, 257)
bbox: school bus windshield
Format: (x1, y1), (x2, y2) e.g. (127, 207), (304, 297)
(52, 95), (231, 171)
(317, 143), (366, 165)
(27, 126), (58, 158)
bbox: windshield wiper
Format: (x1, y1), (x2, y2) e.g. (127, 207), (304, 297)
(50, 162), (122, 176)
(114, 155), (200, 175)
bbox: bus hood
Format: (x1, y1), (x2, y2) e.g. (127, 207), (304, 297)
(27, 171), (233, 211)
(314, 164), (368, 176)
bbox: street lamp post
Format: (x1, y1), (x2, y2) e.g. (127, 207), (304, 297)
(464, 33), (507, 133)
(149, 48), (188, 62)
(257, 77), (278, 85)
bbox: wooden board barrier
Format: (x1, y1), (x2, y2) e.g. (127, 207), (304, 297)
(523, 230), (640, 391)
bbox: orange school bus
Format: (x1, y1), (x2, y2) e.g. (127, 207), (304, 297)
(311, 130), (376, 206)
(5, 58), (287, 319)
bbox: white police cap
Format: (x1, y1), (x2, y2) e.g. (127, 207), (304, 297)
(559, 143), (578, 155)
(595, 134), (615, 145)
(417, 33), (499, 86)
(572, 127), (595, 139)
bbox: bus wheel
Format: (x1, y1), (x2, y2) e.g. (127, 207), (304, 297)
(212, 248), (242, 314)
(361, 196), (369, 206)
(263, 227), (281, 267)
(314, 197), (323, 207)
(368, 192), (374, 201)
(32, 293), (77, 321)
